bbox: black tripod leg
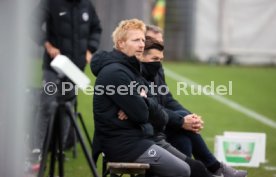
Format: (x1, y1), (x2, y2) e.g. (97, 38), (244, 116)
(72, 112), (78, 158)
(65, 102), (100, 177)
(77, 112), (93, 149)
(38, 102), (58, 177)
(58, 107), (65, 177)
(72, 100), (78, 158)
(49, 130), (57, 177)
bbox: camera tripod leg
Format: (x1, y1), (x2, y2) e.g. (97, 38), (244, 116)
(37, 102), (58, 177)
(49, 133), (57, 177)
(65, 102), (100, 177)
(58, 107), (65, 177)
(77, 112), (93, 149)
(72, 113), (78, 158)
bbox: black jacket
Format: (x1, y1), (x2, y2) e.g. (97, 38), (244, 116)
(34, 0), (102, 70)
(91, 49), (157, 162)
(142, 65), (191, 130)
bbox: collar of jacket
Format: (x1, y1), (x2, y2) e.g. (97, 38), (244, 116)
(111, 49), (142, 74)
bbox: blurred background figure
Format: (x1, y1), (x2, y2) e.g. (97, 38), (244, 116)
(30, 0), (102, 168)
(152, 0), (166, 29)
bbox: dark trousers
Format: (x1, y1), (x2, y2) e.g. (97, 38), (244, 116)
(135, 144), (190, 177)
(156, 139), (212, 177)
(165, 110), (218, 168)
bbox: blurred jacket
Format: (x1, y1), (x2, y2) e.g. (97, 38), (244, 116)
(33, 0), (102, 70)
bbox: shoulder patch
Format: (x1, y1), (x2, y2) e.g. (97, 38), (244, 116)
(82, 12), (89, 21)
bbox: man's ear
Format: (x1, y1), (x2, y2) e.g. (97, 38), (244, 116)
(117, 40), (124, 49)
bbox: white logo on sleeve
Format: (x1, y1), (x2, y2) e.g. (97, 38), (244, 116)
(59, 11), (67, 16)
(82, 12), (89, 21)
(148, 149), (157, 157)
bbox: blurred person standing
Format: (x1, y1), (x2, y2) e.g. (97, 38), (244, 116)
(30, 0), (102, 164)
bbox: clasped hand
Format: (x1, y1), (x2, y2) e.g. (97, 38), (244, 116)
(182, 114), (204, 133)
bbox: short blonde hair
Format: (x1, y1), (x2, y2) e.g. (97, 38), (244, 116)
(112, 19), (146, 49)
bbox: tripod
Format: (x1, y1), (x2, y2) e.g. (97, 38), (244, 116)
(37, 94), (99, 177)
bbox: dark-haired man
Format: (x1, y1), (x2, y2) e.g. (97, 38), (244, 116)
(144, 25), (247, 177)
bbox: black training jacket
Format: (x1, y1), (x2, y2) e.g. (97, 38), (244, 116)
(33, 0), (102, 70)
(150, 66), (192, 130)
(90, 49), (156, 162)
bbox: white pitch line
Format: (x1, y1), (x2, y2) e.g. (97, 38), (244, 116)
(164, 67), (276, 129)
